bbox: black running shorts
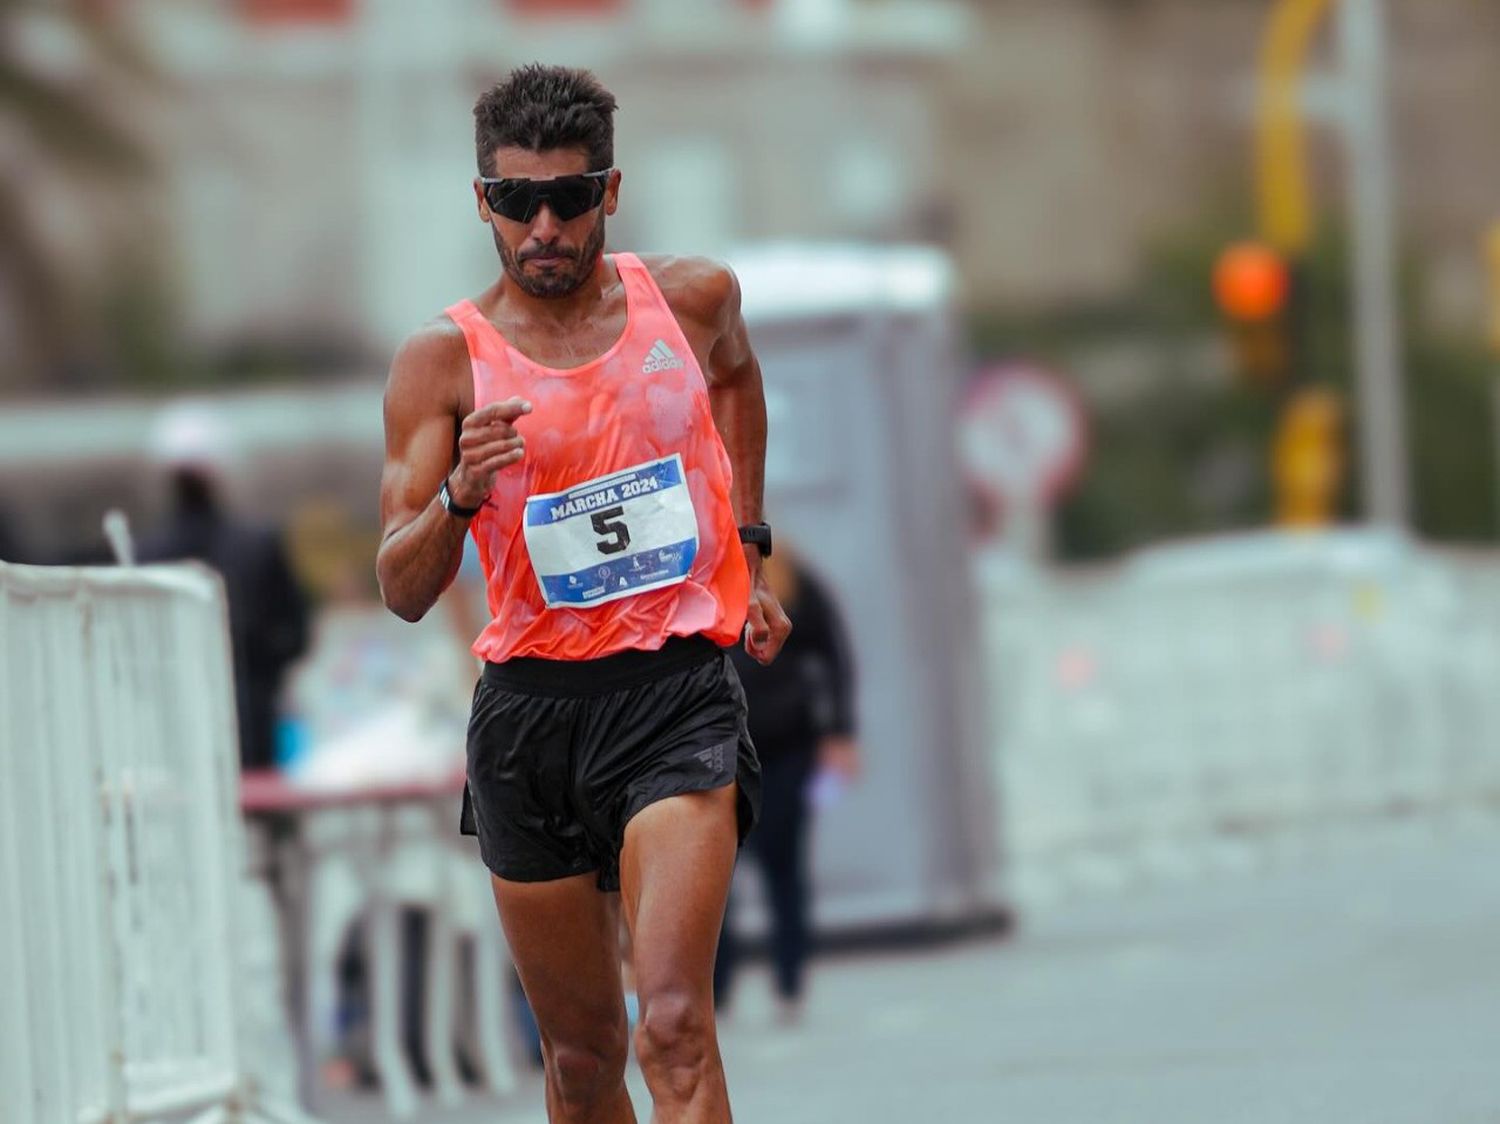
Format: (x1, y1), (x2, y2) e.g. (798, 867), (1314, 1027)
(460, 634), (761, 892)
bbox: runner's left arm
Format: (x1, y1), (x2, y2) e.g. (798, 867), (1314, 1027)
(704, 268), (766, 534)
(701, 265), (791, 665)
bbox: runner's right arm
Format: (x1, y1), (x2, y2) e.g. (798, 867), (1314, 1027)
(376, 320), (529, 622)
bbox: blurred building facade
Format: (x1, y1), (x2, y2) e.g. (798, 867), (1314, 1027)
(128, 0), (965, 358)
(5, 0), (1497, 380)
(112, 0), (1500, 364)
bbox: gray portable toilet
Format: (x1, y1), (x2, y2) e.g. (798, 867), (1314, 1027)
(730, 243), (1000, 935)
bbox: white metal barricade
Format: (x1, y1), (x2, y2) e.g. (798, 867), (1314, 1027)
(982, 531), (1500, 906)
(0, 560), (321, 1124)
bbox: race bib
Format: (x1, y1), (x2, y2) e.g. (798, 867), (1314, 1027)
(522, 455), (699, 609)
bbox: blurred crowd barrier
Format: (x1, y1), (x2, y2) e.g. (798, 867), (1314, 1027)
(239, 580), (523, 1119)
(240, 774), (518, 1120)
(982, 529), (1500, 908)
(0, 560), (317, 1124)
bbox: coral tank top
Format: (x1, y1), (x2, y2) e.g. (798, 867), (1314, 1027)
(445, 253), (748, 662)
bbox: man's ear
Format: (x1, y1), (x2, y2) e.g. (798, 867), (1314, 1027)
(473, 178), (492, 223)
(605, 169), (622, 216)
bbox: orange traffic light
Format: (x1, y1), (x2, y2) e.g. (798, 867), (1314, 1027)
(1214, 242), (1291, 322)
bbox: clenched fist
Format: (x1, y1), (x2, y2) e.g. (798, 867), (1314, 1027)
(743, 562), (792, 665)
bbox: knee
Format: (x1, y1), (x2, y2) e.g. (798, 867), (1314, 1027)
(634, 990), (713, 1089)
(548, 1032), (628, 1109)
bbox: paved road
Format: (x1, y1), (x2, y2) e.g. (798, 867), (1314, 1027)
(322, 822), (1500, 1123)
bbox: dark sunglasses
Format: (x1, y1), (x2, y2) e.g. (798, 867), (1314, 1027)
(478, 170), (611, 223)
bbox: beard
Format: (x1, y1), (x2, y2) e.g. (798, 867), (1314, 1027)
(497, 212), (608, 299)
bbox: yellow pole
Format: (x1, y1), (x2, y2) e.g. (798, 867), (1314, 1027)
(1273, 387), (1345, 525)
(1256, 0), (1341, 526)
(1256, 0), (1335, 255)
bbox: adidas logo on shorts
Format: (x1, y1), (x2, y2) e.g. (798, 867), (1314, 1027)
(694, 745), (725, 773)
(642, 338), (687, 374)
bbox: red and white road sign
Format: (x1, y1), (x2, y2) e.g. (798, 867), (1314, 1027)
(958, 363), (1088, 506)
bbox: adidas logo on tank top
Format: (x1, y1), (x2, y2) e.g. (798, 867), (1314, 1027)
(642, 338), (686, 374)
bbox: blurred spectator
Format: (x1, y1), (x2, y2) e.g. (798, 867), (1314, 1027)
(714, 548), (859, 1022)
(138, 403), (309, 770)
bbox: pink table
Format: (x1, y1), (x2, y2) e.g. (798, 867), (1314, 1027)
(239, 767), (466, 814)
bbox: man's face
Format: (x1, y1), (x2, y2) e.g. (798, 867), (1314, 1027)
(475, 146), (620, 299)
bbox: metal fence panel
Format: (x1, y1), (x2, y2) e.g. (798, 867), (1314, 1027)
(1, 562), (248, 1120)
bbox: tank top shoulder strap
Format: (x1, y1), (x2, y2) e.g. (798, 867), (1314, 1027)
(444, 298), (516, 407)
(613, 252), (674, 320)
(445, 299), (495, 356)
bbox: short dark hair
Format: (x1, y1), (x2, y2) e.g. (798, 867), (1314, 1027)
(473, 64), (617, 177)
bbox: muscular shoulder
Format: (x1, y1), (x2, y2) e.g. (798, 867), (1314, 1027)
(385, 314), (471, 418)
(635, 254), (740, 333)
(390, 315), (469, 380)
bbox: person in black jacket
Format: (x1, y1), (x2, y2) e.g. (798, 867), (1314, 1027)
(714, 547), (859, 1023)
(138, 405), (309, 771)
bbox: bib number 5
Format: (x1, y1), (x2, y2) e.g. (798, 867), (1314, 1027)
(522, 454), (697, 609)
(591, 506), (631, 555)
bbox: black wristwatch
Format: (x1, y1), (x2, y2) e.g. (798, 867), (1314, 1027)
(738, 522), (773, 558)
(439, 477), (484, 519)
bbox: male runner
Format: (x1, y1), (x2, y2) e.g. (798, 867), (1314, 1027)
(376, 64), (790, 1123)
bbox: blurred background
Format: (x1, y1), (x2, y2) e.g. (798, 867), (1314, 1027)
(4, 0), (1500, 1122)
